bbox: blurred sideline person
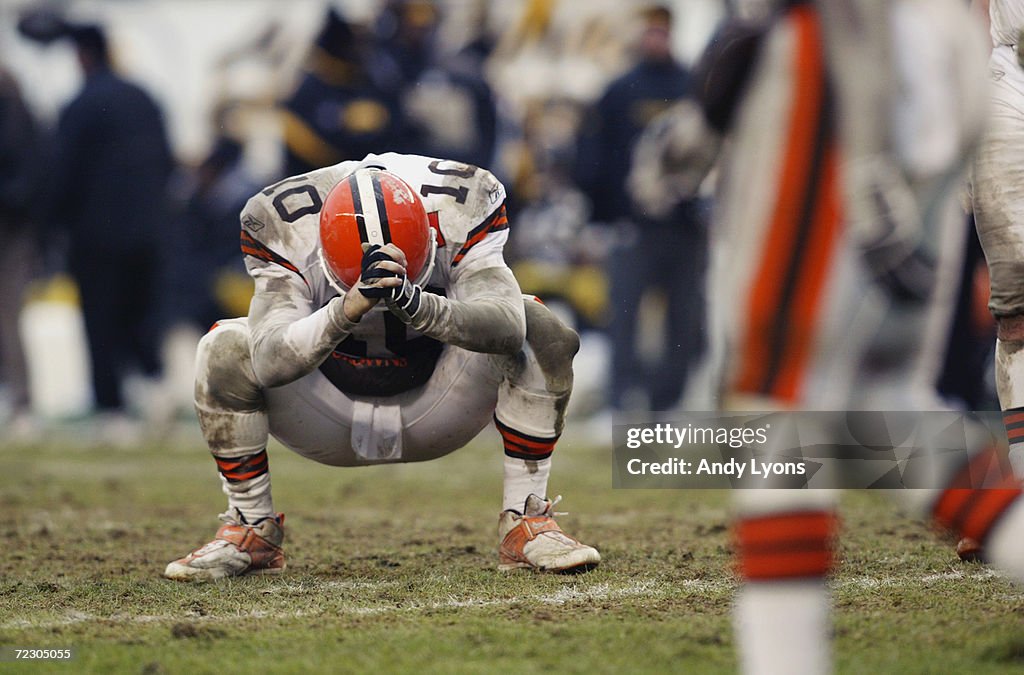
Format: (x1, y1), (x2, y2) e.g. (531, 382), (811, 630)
(0, 67), (44, 436)
(649, 1), (1024, 672)
(163, 153), (600, 581)
(374, 0), (498, 170)
(166, 137), (260, 332)
(575, 5), (702, 412)
(937, 216), (997, 412)
(49, 24), (175, 434)
(158, 137), (262, 414)
(281, 8), (409, 176)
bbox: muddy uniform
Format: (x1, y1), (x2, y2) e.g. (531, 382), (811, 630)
(973, 0), (1024, 416)
(198, 152), (562, 468)
(975, 0), (1024, 319)
(163, 150), (602, 582)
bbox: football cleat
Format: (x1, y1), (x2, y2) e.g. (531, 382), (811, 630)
(956, 537), (984, 563)
(163, 509), (286, 582)
(497, 494), (600, 573)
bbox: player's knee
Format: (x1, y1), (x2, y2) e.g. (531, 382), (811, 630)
(531, 319), (580, 366)
(524, 299), (579, 388)
(195, 322), (263, 411)
(996, 314), (1024, 341)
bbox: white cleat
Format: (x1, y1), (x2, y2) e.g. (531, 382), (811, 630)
(164, 510), (286, 582)
(497, 494), (600, 573)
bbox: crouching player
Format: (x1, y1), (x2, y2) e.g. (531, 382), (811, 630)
(163, 154), (600, 581)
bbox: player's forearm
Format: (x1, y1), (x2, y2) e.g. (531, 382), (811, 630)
(409, 267), (526, 355)
(250, 295), (357, 387)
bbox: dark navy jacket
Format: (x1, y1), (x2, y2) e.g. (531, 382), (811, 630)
(576, 59), (691, 224)
(52, 67), (173, 252)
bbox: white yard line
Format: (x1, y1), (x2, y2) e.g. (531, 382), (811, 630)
(259, 580), (401, 594)
(835, 568), (1004, 589)
(919, 568), (1001, 584)
(350, 579), (662, 616)
(1, 580), (661, 630)
(3, 571), (1019, 632)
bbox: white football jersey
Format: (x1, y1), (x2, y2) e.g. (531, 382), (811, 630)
(991, 0), (1024, 46)
(238, 152), (510, 396)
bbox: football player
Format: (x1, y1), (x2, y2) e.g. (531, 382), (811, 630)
(163, 154), (600, 581)
(971, 0), (1024, 505)
(651, 1), (1024, 673)
(732, 2), (1024, 673)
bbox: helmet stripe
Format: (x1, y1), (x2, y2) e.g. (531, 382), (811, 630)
(369, 171), (393, 244)
(346, 174), (369, 244)
(354, 170), (388, 246)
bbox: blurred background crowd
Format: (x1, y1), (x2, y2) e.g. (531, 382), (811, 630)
(0, 0), (999, 445)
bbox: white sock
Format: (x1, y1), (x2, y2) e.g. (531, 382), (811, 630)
(221, 473), (275, 521)
(1001, 407), (1024, 477)
(985, 499), (1024, 581)
(1006, 429), (1024, 478)
(996, 339), (1024, 477)
(735, 581), (831, 675)
(502, 456), (551, 512)
(196, 406), (274, 521)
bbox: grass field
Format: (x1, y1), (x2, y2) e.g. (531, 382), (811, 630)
(2, 424), (1024, 674)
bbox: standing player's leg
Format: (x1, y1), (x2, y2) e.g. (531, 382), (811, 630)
(964, 36), (1024, 559)
(973, 41), (1024, 478)
(815, 0), (1024, 599)
(717, 4), (844, 672)
(926, 446), (1024, 569)
(815, 0), (922, 303)
(493, 297), (600, 572)
(733, 490), (838, 675)
(164, 318), (284, 582)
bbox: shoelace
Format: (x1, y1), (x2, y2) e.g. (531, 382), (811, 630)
(544, 495), (568, 518)
(218, 508), (278, 528)
(218, 509), (244, 527)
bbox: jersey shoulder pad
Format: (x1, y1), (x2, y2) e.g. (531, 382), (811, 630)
(239, 172), (329, 279)
(237, 195), (307, 282)
(241, 163), (361, 250)
(430, 164), (507, 247)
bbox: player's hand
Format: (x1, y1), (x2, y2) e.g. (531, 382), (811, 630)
(342, 244), (407, 322)
(368, 244), (423, 324)
(386, 273), (424, 323)
(846, 155), (933, 303)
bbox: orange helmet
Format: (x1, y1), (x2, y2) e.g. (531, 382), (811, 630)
(318, 167), (437, 293)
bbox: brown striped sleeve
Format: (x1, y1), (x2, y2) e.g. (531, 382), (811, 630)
(241, 230), (308, 287)
(452, 203), (509, 267)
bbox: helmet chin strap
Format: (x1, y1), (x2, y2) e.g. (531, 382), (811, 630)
(318, 230), (438, 297)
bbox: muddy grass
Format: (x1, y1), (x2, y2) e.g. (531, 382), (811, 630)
(1, 434), (1022, 673)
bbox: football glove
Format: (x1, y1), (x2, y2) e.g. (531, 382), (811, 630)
(357, 244), (424, 322)
(847, 155), (935, 304)
(386, 275), (423, 323)
(356, 244), (401, 299)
